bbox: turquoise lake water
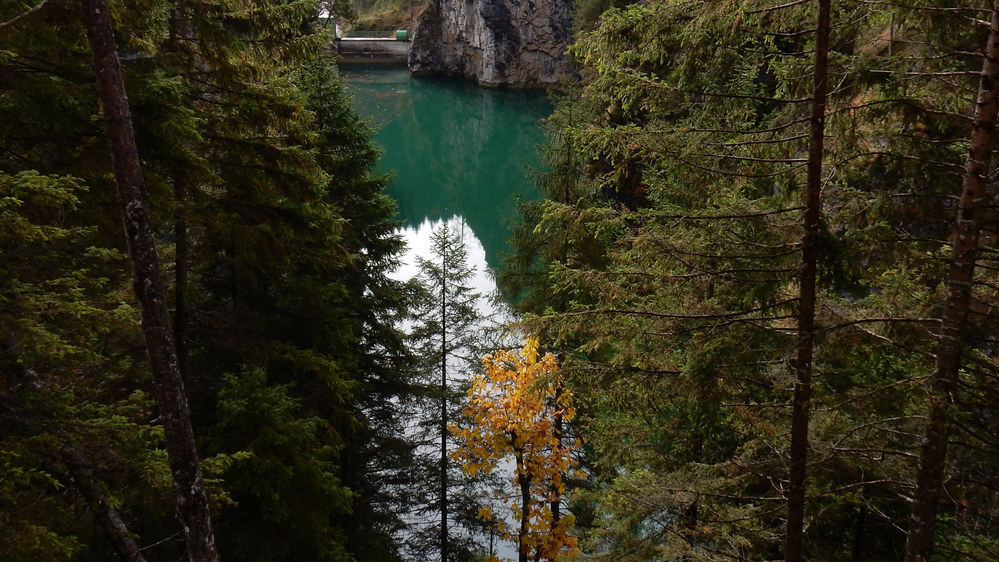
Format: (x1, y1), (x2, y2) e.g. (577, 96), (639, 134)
(342, 65), (552, 279)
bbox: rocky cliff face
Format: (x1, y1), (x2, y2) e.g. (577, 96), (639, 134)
(408, 0), (572, 88)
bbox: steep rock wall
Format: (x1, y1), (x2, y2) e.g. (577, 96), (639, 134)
(408, 0), (572, 88)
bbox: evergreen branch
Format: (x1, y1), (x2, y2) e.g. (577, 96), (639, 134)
(867, 69), (985, 78)
(668, 117), (811, 136)
(832, 150), (965, 173)
(722, 45), (814, 57)
(820, 413), (924, 445)
(970, 261), (999, 272)
(702, 152), (808, 164)
(575, 360), (682, 376)
(694, 90), (812, 105)
(683, 313), (798, 332)
(824, 316), (936, 359)
(664, 525), (761, 562)
(0, 0), (49, 34)
(828, 93), (974, 124)
(951, 420), (999, 450)
(858, 1), (991, 17)
(825, 447), (920, 460)
(766, 29), (818, 39)
(666, 154), (807, 178)
(817, 316), (940, 335)
(971, 279), (999, 291)
(645, 232), (801, 264)
(648, 207), (805, 221)
(712, 134), (809, 147)
(882, 193), (958, 201)
(744, 0), (809, 16)
(562, 299), (797, 322)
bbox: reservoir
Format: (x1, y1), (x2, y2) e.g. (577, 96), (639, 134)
(342, 65), (552, 290)
(344, 65), (553, 559)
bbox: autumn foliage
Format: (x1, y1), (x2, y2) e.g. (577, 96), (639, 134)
(451, 338), (581, 561)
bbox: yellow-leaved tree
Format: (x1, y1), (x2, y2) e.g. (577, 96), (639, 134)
(451, 337), (581, 562)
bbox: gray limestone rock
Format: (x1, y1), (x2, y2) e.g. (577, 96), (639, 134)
(408, 0), (572, 88)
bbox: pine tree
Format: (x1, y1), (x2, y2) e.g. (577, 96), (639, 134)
(407, 221), (491, 561)
(505, 0), (998, 558)
(0, 170), (161, 561)
(299, 56), (416, 560)
(79, 1), (218, 556)
(905, 3), (999, 559)
(1, 0), (415, 557)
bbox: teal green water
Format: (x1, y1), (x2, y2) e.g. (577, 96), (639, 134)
(342, 65), (552, 271)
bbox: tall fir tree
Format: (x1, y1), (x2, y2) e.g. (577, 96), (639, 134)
(407, 221), (493, 561)
(0, 0), (414, 558)
(507, 0), (999, 558)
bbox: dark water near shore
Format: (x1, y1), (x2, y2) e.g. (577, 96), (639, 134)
(342, 65), (552, 281)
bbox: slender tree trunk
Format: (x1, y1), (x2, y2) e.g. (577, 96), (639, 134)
(904, 4), (999, 560)
(78, 1), (218, 560)
(551, 387), (563, 525)
(786, 0), (830, 559)
(513, 438), (530, 562)
(168, 11), (191, 383)
(62, 449), (148, 562)
(173, 180), (190, 380)
(440, 241), (449, 562)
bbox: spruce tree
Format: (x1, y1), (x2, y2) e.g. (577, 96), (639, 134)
(1, 0), (415, 557)
(79, 0), (217, 556)
(407, 221), (491, 561)
(507, 0), (998, 558)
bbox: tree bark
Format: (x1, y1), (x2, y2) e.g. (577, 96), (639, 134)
(904, 3), (999, 560)
(62, 449), (148, 562)
(551, 393), (563, 526)
(786, 0), (830, 559)
(440, 240), (449, 562)
(173, 179), (190, 381)
(168, 11), (191, 384)
(513, 438), (530, 562)
(78, 1), (218, 560)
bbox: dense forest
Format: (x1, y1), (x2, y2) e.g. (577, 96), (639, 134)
(1, 0), (998, 561)
(502, 0), (999, 560)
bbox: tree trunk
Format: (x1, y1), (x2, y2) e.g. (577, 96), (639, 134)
(786, 0), (830, 559)
(173, 178), (190, 381)
(551, 387), (563, 525)
(904, 3), (999, 560)
(168, 12), (191, 384)
(78, 1), (218, 560)
(440, 240), (449, 562)
(514, 438), (530, 562)
(62, 449), (148, 562)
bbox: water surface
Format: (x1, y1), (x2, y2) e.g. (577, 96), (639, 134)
(344, 66), (554, 559)
(343, 65), (552, 279)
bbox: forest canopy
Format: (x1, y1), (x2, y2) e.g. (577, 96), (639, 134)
(500, 0), (999, 560)
(1, 0), (412, 559)
(2, 0), (999, 560)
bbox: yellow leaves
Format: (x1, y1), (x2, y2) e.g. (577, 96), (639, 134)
(453, 336), (583, 561)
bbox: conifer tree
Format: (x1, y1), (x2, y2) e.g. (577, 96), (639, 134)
(79, 0), (217, 557)
(905, 3), (999, 559)
(1, 0), (414, 557)
(408, 221), (490, 561)
(506, 0), (996, 558)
